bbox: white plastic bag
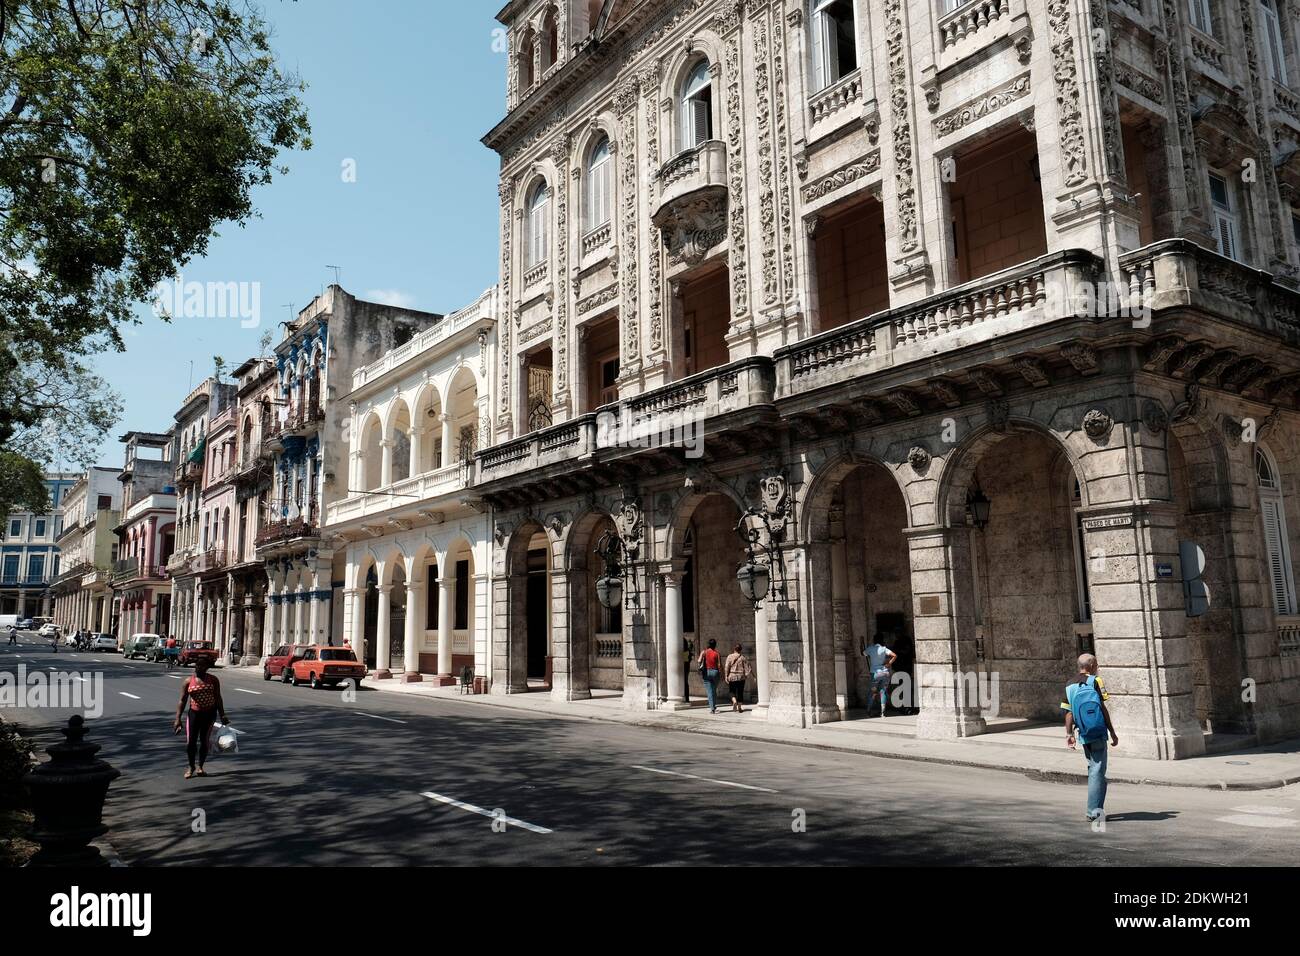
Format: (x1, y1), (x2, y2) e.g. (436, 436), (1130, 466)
(213, 723), (239, 755)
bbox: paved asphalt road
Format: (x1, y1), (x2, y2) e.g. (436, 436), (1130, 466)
(3, 639), (1299, 866)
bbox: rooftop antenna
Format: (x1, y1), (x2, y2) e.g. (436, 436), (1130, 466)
(326, 264), (341, 288)
(188, 360), (194, 391)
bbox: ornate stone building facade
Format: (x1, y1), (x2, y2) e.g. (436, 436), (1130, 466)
(473, 0), (1300, 759)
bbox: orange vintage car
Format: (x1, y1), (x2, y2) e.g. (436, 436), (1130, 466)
(288, 645), (367, 689)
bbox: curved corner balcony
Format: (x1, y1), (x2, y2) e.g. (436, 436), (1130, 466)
(653, 140), (728, 263)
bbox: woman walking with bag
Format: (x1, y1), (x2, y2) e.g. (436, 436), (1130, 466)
(724, 642), (751, 713)
(697, 638), (723, 714)
(173, 657), (230, 779)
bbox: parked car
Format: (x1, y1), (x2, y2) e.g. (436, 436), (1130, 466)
(91, 633), (119, 652)
(38, 623), (59, 639)
(179, 641), (218, 668)
(145, 639), (175, 663)
(124, 633), (161, 659)
(264, 643), (310, 682)
(17, 618), (34, 630)
(288, 645), (366, 689)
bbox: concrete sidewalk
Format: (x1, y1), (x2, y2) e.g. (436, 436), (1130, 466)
(224, 662), (1300, 791)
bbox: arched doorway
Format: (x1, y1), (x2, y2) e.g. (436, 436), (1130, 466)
(670, 492), (754, 706)
(502, 520), (551, 693)
(950, 429), (1088, 724)
(816, 462), (914, 717)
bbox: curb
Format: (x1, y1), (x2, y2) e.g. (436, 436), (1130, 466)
(356, 680), (1300, 792)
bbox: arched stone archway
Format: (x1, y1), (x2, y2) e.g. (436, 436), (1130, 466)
(495, 519), (552, 695)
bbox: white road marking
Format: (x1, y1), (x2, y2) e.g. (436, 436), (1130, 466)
(167, 674), (184, 680)
(118, 692), (141, 700)
(630, 764), (779, 793)
(233, 688), (262, 695)
(1215, 814), (1297, 829)
(354, 712), (407, 724)
(1230, 805), (1295, 816)
(420, 791), (552, 833)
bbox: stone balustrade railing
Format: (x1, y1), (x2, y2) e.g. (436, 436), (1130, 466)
(581, 222), (612, 258)
(776, 249), (1099, 398)
(938, 0), (1009, 51)
(1273, 82), (1300, 122)
(808, 69), (863, 124)
(1118, 239), (1300, 346)
(1189, 30), (1227, 73)
(477, 358), (773, 486)
(325, 461), (471, 525)
(351, 289), (493, 391)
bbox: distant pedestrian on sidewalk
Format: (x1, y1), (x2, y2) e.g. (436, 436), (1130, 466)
(724, 642), (751, 713)
(173, 657), (230, 780)
(697, 638), (722, 714)
(1062, 653), (1119, 827)
(6, 626), (16, 645)
(862, 634), (896, 717)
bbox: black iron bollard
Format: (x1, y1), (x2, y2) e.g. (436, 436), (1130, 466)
(22, 715), (121, 867)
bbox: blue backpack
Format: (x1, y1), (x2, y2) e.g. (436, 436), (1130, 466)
(1070, 675), (1108, 743)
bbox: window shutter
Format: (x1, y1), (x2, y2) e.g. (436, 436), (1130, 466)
(691, 97), (711, 146)
(1261, 2), (1288, 84)
(1215, 211), (1239, 261)
(1262, 497), (1296, 615)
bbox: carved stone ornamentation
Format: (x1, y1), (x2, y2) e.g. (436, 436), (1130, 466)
(987, 399), (1012, 432)
(1014, 357), (1050, 387)
(655, 192), (728, 267)
(1047, 0), (1088, 188)
(801, 154), (883, 203)
(1082, 408), (1114, 442)
(1062, 342), (1099, 375)
(908, 446), (932, 475)
(884, 0), (920, 253)
(934, 74), (1032, 138)
(1141, 399), (1169, 434)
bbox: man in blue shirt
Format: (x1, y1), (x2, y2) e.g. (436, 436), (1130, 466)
(1062, 653), (1120, 827)
(862, 634), (897, 718)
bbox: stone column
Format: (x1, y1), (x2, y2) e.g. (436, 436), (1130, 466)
(375, 584), (393, 679)
(293, 588), (305, 645)
(402, 573), (424, 682)
(99, 595), (110, 633)
(661, 566), (688, 710)
(349, 587), (365, 662)
(264, 585), (278, 653)
(380, 439), (394, 487)
(907, 528), (988, 740)
(409, 425), (425, 477)
(1080, 502), (1205, 759)
(279, 587), (291, 647)
(436, 573), (454, 684)
(754, 598), (770, 709)
(439, 414), (453, 470)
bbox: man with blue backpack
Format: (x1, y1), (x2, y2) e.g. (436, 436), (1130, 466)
(1062, 653), (1120, 826)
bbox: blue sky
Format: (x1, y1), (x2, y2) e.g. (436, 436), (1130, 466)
(84, 0), (506, 466)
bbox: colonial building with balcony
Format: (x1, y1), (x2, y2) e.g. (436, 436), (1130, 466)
(109, 431), (177, 642)
(168, 378), (221, 644)
(329, 288), (498, 685)
(256, 284), (445, 650)
(473, 0), (1300, 757)
(191, 384), (241, 657)
(226, 357), (278, 664)
(1, 472), (77, 618)
(49, 467), (121, 635)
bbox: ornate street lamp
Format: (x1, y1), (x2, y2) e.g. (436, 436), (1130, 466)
(967, 483), (992, 531)
(594, 529), (624, 610)
(735, 510), (773, 608)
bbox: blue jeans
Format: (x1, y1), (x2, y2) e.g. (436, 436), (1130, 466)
(705, 669), (719, 711)
(1082, 738), (1108, 818)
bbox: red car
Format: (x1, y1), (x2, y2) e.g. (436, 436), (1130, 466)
(263, 643), (310, 682)
(179, 641), (218, 667)
(288, 645), (366, 689)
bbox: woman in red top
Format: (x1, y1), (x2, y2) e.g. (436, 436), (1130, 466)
(173, 657), (229, 779)
(697, 638), (723, 714)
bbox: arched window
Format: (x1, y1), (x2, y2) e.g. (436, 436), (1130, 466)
(525, 180), (551, 268)
(519, 27), (536, 89)
(681, 60), (714, 150)
(810, 0), (857, 92)
(1259, 0), (1289, 85)
(541, 8), (559, 74)
(1258, 446), (1296, 615)
(586, 136), (612, 232)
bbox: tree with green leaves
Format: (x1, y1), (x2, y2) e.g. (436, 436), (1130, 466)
(0, 0), (310, 495)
